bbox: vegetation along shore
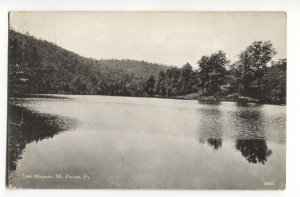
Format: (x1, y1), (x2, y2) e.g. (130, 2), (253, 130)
(9, 29), (286, 105)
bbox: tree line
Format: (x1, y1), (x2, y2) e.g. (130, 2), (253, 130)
(143, 41), (286, 104)
(8, 30), (286, 104)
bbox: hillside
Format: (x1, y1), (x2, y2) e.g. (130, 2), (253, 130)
(8, 30), (286, 104)
(8, 30), (169, 96)
(98, 59), (169, 78)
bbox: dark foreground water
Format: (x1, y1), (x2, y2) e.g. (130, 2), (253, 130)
(7, 95), (286, 189)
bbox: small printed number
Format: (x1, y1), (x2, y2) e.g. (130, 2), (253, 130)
(264, 181), (274, 186)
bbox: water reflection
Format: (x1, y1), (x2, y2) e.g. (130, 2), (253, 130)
(5, 96), (285, 189)
(206, 138), (222, 150)
(7, 104), (76, 186)
(198, 100), (221, 105)
(198, 107), (223, 150)
(233, 108), (272, 164)
(235, 139), (272, 164)
(197, 102), (273, 164)
(234, 109), (265, 139)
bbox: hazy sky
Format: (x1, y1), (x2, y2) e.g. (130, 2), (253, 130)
(10, 12), (286, 68)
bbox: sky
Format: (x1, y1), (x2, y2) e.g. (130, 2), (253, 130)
(10, 12), (287, 68)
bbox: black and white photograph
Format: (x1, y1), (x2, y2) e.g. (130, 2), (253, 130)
(6, 11), (286, 189)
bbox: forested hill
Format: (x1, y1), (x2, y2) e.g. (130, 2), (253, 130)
(98, 59), (169, 78)
(8, 29), (286, 104)
(8, 30), (169, 95)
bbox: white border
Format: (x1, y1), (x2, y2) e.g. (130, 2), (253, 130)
(1, 1), (300, 197)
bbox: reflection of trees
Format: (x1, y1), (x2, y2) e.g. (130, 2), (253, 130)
(234, 109), (265, 139)
(235, 139), (272, 164)
(198, 107), (223, 150)
(7, 104), (76, 186)
(234, 109), (272, 164)
(206, 138), (222, 150)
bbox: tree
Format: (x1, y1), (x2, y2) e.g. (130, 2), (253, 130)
(198, 51), (229, 95)
(237, 41), (276, 97)
(261, 59), (286, 104)
(178, 63), (193, 93)
(8, 64), (30, 96)
(144, 75), (156, 96)
(155, 71), (166, 95)
(164, 67), (181, 96)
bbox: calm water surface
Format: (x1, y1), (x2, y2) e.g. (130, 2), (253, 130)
(8, 95), (286, 189)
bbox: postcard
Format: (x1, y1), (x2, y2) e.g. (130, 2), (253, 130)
(7, 11), (286, 189)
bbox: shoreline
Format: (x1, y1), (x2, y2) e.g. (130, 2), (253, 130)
(9, 93), (286, 106)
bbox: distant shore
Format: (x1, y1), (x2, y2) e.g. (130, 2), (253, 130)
(153, 93), (285, 105)
(10, 93), (286, 106)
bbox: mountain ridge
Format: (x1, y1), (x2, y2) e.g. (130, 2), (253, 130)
(8, 29), (170, 95)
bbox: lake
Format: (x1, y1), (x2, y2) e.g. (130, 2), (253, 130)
(7, 95), (286, 189)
